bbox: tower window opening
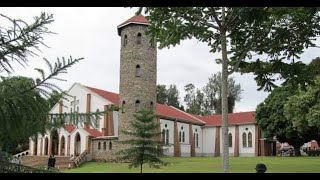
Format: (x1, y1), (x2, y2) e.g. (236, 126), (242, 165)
(150, 101), (154, 109)
(137, 33), (142, 44)
(123, 35), (128, 46)
(135, 65), (141, 77)
(122, 101), (126, 113)
(135, 100), (140, 112)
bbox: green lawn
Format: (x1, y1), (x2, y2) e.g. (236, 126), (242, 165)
(64, 156), (320, 173)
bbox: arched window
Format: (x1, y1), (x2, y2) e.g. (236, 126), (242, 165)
(179, 131), (182, 142)
(182, 131), (185, 143)
(137, 33), (142, 44)
(98, 142), (101, 150)
(109, 142), (112, 150)
(122, 101), (126, 113)
(242, 132), (247, 147)
(229, 133), (233, 147)
(123, 35), (128, 46)
(150, 101), (154, 109)
(135, 65), (141, 77)
(165, 129), (169, 145)
(76, 106), (79, 112)
(248, 132), (253, 147)
(103, 142), (107, 150)
(135, 100), (140, 112)
(162, 129), (166, 145)
(196, 133), (199, 147)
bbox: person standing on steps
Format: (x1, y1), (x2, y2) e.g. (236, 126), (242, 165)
(51, 154), (56, 168)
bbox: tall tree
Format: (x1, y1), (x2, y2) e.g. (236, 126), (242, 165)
(255, 84), (308, 156)
(0, 12), (83, 153)
(138, 7), (320, 172)
(167, 84), (181, 109)
(203, 72), (242, 114)
(0, 76), (49, 152)
(284, 76), (320, 146)
(118, 109), (167, 173)
(156, 85), (168, 104)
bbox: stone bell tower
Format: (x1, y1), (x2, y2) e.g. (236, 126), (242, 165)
(117, 15), (157, 145)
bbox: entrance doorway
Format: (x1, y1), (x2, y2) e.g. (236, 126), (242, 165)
(74, 133), (81, 156)
(51, 129), (59, 155)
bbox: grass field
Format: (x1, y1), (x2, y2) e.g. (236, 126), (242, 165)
(64, 156), (320, 173)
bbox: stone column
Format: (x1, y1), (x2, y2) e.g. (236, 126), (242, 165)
(234, 125), (239, 157)
(85, 94), (91, 129)
(173, 119), (181, 157)
(214, 127), (220, 157)
(255, 125), (260, 156)
(189, 123), (195, 157)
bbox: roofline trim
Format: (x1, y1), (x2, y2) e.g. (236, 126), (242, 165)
(170, 105), (207, 124)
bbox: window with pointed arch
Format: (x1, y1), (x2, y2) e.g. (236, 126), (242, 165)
(135, 65), (141, 77)
(150, 101), (154, 109)
(248, 132), (253, 147)
(122, 101), (126, 113)
(137, 33), (142, 44)
(123, 35), (128, 46)
(179, 126), (185, 143)
(103, 142), (106, 150)
(162, 129), (166, 145)
(135, 100), (140, 112)
(194, 129), (199, 147)
(98, 142), (101, 150)
(242, 132), (247, 147)
(229, 133), (233, 147)
(165, 129), (169, 145)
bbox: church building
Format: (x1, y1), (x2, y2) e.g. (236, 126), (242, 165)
(28, 15), (275, 163)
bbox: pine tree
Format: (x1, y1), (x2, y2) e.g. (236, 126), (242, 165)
(118, 108), (167, 173)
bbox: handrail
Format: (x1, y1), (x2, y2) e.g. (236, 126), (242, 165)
(73, 150), (88, 167)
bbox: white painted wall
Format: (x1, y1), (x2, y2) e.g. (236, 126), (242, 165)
(202, 127), (215, 156)
(239, 124), (256, 157)
(69, 128), (89, 157)
(160, 119), (174, 155)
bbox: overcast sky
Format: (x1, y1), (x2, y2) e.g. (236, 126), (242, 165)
(1, 7), (320, 112)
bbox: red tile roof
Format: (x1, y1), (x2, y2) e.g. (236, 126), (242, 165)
(84, 85), (204, 125)
(83, 128), (102, 137)
(197, 111), (256, 126)
(64, 124), (76, 133)
(117, 14), (150, 35)
(156, 104), (205, 125)
(84, 86), (120, 105)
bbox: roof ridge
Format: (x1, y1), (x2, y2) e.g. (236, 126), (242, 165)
(169, 105), (206, 124)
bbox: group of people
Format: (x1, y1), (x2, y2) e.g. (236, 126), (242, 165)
(47, 155), (56, 169)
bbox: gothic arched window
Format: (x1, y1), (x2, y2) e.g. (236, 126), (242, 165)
(242, 132), (247, 147)
(98, 142), (101, 150)
(137, 33), (142, 44)
(248, 132), (253, 147)
(229, 133), (233, 147)
(123, 35), (128, 46)
(166, 129), (169, 145)
(109, 142), (112, 150)
(103, 142), (107, 150)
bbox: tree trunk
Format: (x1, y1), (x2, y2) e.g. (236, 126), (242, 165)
(221, 7), (229, 173)
(293, 146), (301, 156)
(140, 163), (143, 173)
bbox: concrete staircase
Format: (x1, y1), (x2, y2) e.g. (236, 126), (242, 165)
(21, 156), (74, 170)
